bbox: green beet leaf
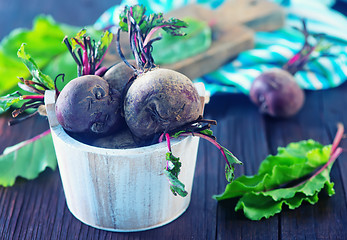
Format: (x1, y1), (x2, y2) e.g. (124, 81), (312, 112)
(0, 130), (57, 187)
(0, 15), (81, 97)
(119, 4), (187, 37)
(213, 139), (336, 220)
(235, 163), (334, 220)
(214, 140), (331, 200)
(96, 30), (113, 60)
(164, 170), (188, 197)
(0, 92), (22, 113)
(164, 151), (187, 197)
(17, 43), (54, 89)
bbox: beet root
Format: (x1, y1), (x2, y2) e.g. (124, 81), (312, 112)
(103, 60), (136, 93)
(91, 127), (138, 149)
(124, 68), (202, 140)
(249, 68), (305, 118)
(55, 75), (123, 135)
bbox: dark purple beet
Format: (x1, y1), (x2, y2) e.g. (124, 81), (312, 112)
(55, 75), (123, 135)
(124, 68), (202, 140)
(249, 68), (305, 118)
(103, 60), (136, 93)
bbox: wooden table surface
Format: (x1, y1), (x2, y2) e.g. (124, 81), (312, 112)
(1, 1), (347, 239)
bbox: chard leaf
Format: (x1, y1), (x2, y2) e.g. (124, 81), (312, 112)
(235, 164), (334, 221)
(213, 139), (337, 221)
(0, 129), (57, 187)
(17, 43), (54, 89)
(214, 140), (331, 200)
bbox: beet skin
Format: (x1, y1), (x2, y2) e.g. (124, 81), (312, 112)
(103, 60), (136, 93)
(249, 68), (305, 118)
(124, 68), (202, 140)
(55, 75), (123, 135)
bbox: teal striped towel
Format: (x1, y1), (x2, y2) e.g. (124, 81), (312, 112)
(94, 0), (347, 95)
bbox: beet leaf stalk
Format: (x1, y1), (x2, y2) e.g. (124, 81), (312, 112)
(282, 19), (332, 75)
(289, 123), (344, 189)
(159, 119), (242, 197)
(117, 4), (187, 73)
(259, 123), (345, 193)
(63, 29), (113, 77)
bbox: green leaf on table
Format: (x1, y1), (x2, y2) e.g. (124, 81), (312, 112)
(0, 15), (81, 97)
(42, 51), (77, 90)
(213, 139), (336, 220)
(234, 163), (334, 220)
(0, 129), (57, 187)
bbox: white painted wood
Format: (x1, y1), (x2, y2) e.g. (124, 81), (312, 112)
(44, 90), (59, 127)
(44, 84), (205, 232)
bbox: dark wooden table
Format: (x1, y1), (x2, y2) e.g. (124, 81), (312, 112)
(1, 1), (347, 239)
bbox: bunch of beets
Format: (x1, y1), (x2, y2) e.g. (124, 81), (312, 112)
(5, 5), (242, 197)
(55, 5), (203, 148)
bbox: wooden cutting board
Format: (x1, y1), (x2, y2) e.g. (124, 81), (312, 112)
(103, 0), (285, 80)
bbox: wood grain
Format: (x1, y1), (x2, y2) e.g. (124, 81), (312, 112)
(1, 0), (347, 239)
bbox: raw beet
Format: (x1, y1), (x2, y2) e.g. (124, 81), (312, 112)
(55, 75), (123, 135)
(91, 127), (138, 149)
(124, 68), (202, 140)
(249, 68), (305, 118)
(103, 60), (136, 93)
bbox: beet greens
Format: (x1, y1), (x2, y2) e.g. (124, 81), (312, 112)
(63, 29), (113, 76)
(0, 44), (58, 125)
(159, 119), (242, 196)
(117, 4), (187, 73)
(115, 4), (242, 197)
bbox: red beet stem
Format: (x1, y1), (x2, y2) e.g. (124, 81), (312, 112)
(22, 95), (44, 100)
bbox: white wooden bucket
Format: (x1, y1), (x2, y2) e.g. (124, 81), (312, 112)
(44, 83), (205, 232)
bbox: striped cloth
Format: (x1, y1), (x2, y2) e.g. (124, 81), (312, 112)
(94, 0), (347, 95)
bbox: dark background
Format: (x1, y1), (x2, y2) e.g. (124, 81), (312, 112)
(1, 1), (347, 239)
(0, 0), (346, 40)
